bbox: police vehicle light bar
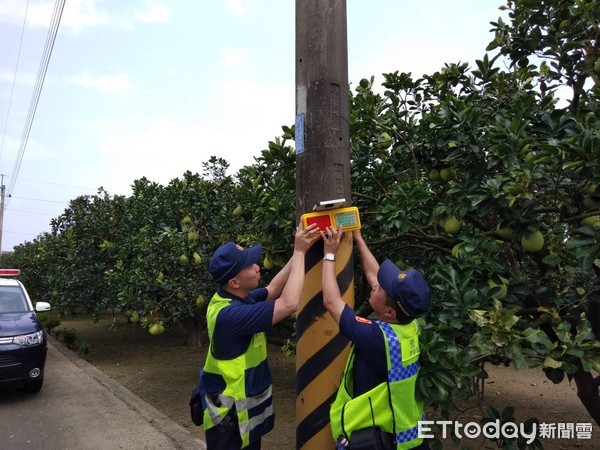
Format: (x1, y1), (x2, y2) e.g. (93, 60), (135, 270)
(0, 269), (21, 276)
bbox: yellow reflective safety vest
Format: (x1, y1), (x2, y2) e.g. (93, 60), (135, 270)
(330, 320), (424, 449)
(201, 292), (274, 448)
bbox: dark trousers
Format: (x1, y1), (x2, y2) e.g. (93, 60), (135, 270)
(205, 411), (261, 450)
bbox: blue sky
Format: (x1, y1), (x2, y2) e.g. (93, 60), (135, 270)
(0, 0), (505, 251)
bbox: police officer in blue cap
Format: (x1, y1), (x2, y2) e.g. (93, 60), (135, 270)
(321, 226), (431, 450)
(199, 223), (319, 450)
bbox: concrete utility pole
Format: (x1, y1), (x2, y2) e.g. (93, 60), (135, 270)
(295, 1), (353, 449)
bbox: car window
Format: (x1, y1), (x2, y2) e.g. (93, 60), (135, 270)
(0, 287), (29, 313)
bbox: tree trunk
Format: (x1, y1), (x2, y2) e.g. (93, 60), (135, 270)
(182, 315), (204, 348)
(573, 295), (600, 425)
(573, 367), (600, 426)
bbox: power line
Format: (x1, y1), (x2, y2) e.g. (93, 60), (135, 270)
(7, 0), (67, 201)
(0, 0), (30, 163)
(8, 195), (68, 204)
(3, 230), (48, 237)
(4, 207), (58, 216)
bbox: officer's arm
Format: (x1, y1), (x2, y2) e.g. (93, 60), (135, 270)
(320, 226), (345, 325)
(353, 229), (380, 289)
(265, 260), (292, 300)
(271, 223), (319, 324)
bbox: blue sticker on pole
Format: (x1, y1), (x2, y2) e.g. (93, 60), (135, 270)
(295, 113), (305, 154)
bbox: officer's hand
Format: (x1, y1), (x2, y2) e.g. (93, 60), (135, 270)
(320, 225), (343, 254)
(294, 223), (320, 252)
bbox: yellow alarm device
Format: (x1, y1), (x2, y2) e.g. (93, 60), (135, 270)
(301, 206), (361, 232)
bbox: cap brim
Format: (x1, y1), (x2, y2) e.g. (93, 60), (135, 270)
(240, 244), (262, 270)
(377, 259), (401, 299)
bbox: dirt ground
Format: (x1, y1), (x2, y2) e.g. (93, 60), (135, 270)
(54, 315), (599, 449)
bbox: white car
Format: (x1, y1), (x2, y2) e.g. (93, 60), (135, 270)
(0, 269), (51, 392)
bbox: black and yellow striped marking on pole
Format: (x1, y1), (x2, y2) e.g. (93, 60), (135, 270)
(296, 233), (354, 449)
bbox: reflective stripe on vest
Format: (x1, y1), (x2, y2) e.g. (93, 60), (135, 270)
(397, 423), (419, 444)
(377, 321), (420, 382)
(239, 390), (274, 436)
(204, 392), (235, 426)
(203, 386), (273, 433)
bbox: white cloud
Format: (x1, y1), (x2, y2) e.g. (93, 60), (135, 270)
(0, 1), (21, 24)
(62, 0), (170, 31)
(0, 0), (111, 31)
(98, 119), (255, 193)
(215, 77), (292, 124)
(0, 0), (55, 28)
(95, 77), (294, 194)
(0, 0), (170, 32)
(134, 1), (170, 24)
(220, 45), (248, 70)
(226, 0), (250, 17)
(0, 68), (35, 87)
(98, 121), (223, 194)
(61, 0), (111, 31)
(70, 72), (132, 94)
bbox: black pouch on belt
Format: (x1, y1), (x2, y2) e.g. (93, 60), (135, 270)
(189, 387), (203, 426)
(349, 426), (394, 450)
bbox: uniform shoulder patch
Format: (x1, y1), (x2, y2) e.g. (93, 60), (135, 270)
(355, 316), (372, 324)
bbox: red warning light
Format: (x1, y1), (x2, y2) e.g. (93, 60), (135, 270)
(0, 269), (21, 276)
(305, 215), (333, 230)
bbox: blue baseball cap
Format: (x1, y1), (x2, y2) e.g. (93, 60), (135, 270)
(377, 259), (431, 318)
(209, 242), (263, 285)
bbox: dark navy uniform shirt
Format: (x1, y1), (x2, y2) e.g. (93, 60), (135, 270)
(211, 286), (275, 360)
(339, 304), (387, 396)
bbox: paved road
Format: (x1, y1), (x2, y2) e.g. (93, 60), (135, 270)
(0, 338), (206, 449)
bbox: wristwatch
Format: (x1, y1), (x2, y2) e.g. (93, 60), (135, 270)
(323, 253), (336, 262)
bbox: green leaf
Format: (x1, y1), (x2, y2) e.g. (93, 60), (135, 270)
(541, 253), (561, 265)
(543, 356), (562, 369)
(433, 370), (457, 388)
(507, 343), (524, 369)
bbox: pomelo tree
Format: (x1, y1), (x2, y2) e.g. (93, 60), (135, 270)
(100, 162), (253, 346)
(340, 0), (600, 433)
